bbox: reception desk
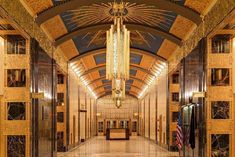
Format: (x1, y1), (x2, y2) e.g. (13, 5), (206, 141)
(106, 128), (129, 140)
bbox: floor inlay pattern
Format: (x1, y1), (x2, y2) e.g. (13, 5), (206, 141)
(58, 136), (178, 157)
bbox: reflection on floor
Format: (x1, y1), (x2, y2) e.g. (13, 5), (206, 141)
(58, 136), (178, 157)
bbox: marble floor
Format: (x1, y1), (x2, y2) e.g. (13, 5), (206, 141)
(57, 136), (179, 157)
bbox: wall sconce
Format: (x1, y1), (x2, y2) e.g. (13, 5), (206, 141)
(96, 113), (101, 117)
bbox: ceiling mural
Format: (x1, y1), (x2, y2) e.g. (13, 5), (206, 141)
(59, 2), (180, 54)
(72, 30), (164, 54)
(19, 0), (211, 98)
(61, 2), (177, 31)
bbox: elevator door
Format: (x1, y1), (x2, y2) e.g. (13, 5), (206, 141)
(80, 112), (86, 142)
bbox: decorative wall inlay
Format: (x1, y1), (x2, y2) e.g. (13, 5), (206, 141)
(57, 74), (64, 84)
(172, 74), (179, 84)
(207, 24), (234, 157)
(171, 92), (179, 102)
(1, 25), (30, 157)
(211, 35), (231, 53)
(57, 132), (64, 152)
(6, 69), (26, 87)
(6, 35), (26, 54)
(172, 131), (177, 145)
(172, 112), (178, 122)
(211, 68), (230, 86)
(57, 112), (64, 123)
(211, 101), (229, 119)
(7, 135), (26, 157)
(57, 93), (64, 106)
(211, 134), (229, 157)
(7, 102), (26, 120)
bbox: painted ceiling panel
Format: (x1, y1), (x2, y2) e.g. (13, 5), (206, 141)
(57, 41), (79, 61)
(102, 79), (111, 84)
(136, 71), (147, 80)
(83, 55), (96, 68)
(184, 0), (214, 15)
(94, 53), (106, 65)
(169, 15), (195, 40)
(130, 53), (142, 65)
(126, 79), (134, 85)
(58, 2), (182, 54)
(139, 55), (154, 69)
(99, 69), (106, 77)
(104, 86), (111, 91)
(130, 69), (137, 76)
(22, 0), (53, 15)
(42, 15), (68, 40)
(157, 40), (178, 59)
(20, 0), (213, 98)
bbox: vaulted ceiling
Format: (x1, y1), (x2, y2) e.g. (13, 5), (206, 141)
(20, 0), (215, 98)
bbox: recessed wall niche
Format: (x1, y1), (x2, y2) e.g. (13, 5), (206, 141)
(172, 112), (178, 122)
(57, 93), (64, 106)
(211, 101), (230, 119)
(57, 112), (64, 123)
(211, 68), (229, 86)
(6, 69), (26, 87)
(172, 73), (179, 84)
(172, 131), (177, 145)
(211, 134), (229, 157)
(57, 132), (64, 151)
(7, 135), (26, 157)
(6, 35), (26, 54)
(172, 92), (179, 102)
(57, 74), (64, 84)
(7, 102), (26, 120)
(211, 34), (231, 53)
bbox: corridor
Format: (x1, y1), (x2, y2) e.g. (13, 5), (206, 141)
(57, 137), (178, 157)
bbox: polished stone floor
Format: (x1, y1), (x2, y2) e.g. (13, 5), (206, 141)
(58, 136), (178, 157)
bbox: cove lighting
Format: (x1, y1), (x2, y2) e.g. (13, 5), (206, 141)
(138, 62), (167, 99)
(69, 63), (97, 99)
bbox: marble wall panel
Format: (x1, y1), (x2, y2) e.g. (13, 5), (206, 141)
(7, 102), (26, 120)
(211, 134), (229, 157)
(31, 39), (56, 157)
(7, 135), (25, 157)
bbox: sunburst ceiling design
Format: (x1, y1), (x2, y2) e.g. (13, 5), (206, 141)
(62, 2), (176, 31)
(18, 0), (212, 98)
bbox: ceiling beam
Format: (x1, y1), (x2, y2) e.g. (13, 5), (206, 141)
(69, 48), (166, 62)
(80, 64), (155, 78)
(88, 76), (146, 86)
(54, 23), (182, 47)
(97, 91), (138, 99)
(93, 83), (141, 92)
(35, 0), (202, 26)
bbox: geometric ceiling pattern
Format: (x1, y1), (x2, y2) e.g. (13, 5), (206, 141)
(20, 0), (215, 98)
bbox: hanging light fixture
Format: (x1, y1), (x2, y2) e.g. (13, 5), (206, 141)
(106, 2), (130, 107)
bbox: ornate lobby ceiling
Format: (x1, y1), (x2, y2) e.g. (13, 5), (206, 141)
(20, 0), (215, 98)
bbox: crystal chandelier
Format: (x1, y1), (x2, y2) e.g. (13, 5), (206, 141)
(106, 2), (130, 106)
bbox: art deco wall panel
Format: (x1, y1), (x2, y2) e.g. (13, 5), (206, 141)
(179, 41), (206, 157)
(206, 34), (234, 157)
(31, 39), (56, 157)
